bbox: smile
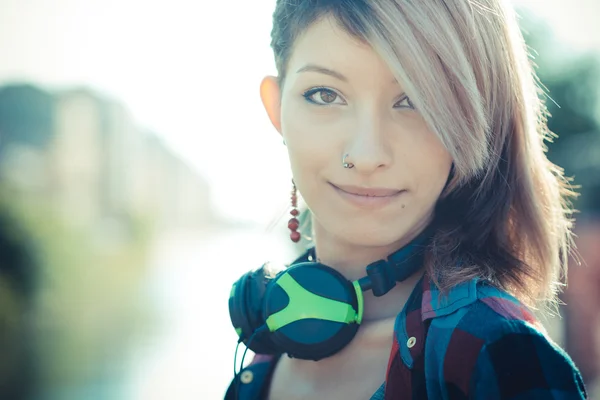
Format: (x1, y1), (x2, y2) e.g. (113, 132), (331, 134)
(329, 183), (404, 208)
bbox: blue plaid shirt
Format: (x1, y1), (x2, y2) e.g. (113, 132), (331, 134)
(227, 275), (587, 399)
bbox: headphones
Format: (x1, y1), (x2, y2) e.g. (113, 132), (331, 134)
(228, 230), (430, 361)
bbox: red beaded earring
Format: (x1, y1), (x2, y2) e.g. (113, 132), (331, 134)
(289, 180), (301, 243)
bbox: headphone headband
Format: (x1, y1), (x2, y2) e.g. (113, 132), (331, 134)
(306, 228), (430, 296)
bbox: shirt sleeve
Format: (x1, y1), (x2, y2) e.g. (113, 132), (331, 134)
(470, 322), (587, 399)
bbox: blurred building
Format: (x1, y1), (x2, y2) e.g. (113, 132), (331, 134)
(0, 83), (216, 232)
(0, 84), (219, 399)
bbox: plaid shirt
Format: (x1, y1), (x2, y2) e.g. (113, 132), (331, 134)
(226, 276), (587, 399)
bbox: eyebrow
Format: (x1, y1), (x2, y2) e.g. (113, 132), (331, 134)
(296, 64), (348, 82)
(296, 64), (400, 85)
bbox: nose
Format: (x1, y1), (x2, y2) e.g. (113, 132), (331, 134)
(344, 111), (392, 173)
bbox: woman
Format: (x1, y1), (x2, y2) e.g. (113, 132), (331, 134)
(226, 0), (587, 398)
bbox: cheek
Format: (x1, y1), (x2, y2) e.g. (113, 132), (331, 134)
(280, 100), (347, 169)
(400, 127), (453, 197)
(280, 102), (330, 197)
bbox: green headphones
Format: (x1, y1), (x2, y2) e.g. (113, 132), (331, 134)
(228, 230), (429, 361)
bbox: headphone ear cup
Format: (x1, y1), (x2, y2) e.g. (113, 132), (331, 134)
(229, 272), (254, 338)
(263, 263), (362, 361)
(229, 267), (279, 355)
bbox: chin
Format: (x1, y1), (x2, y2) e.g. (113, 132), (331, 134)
(335, 224), (411, 248)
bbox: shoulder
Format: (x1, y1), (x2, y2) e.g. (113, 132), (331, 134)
(426, 280), (546, 347)
(426, 280), (587, 399)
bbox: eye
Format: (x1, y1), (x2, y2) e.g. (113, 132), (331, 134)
(394, 94), (415, 110)
(302, 87), (346, 105)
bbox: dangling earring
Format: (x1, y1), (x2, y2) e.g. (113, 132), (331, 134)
(289, 179), (301, 243)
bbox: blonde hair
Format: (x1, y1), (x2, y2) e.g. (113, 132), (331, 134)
(269, 0), (576, 307)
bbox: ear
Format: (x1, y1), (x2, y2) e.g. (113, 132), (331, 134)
(260, 76), (282, 134)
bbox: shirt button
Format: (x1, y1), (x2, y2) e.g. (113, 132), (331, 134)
(407, 337), (417, 348)
(240, 370), (254, 384)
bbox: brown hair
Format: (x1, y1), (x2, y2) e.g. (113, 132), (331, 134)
(268, 0), (576, 308)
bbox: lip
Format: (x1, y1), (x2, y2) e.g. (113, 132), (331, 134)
(329, 183), (404, 208)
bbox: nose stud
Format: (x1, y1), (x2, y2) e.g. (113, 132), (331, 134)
(342, 153), (354, 169)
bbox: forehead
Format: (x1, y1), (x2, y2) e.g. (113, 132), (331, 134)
(286, 16), (395, 80)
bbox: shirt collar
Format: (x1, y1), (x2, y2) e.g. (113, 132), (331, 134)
(420, 275), (479, 320)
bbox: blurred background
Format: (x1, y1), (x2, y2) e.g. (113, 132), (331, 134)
(0, 0), (598, 399)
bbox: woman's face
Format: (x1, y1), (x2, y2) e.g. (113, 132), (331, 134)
(262, 17), (453, 247)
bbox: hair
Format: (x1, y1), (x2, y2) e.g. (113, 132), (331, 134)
(268, 0), (577, 308)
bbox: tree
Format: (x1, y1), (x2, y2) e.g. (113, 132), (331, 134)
(520, 9), (600, 214)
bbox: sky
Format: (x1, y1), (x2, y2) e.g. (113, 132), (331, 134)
(0, 0), (598, 225)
